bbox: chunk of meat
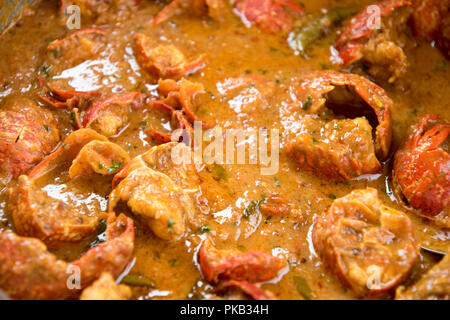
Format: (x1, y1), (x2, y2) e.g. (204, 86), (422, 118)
(80, 272), (131, 300)
(393, 115), (450, 227)
(0, 97), (59, 179)
(313, 188), (418, 297)
(83, 92), (145, 137)
(9, 175), (99, 243)
(152, 0), (226, 25)
(234, 0), (304, 34)
(46, 28), (106, 70)
(286, 117), (381, 181)
(69, 140), (130, 179)
(212, 280), (277, 300)
(396, 253), (450, 300)
(199, 238), (285, 284)
(110, 142), (204, 239)
(412, 0), (450, 58)
(134, 33), (206, 79)
(0, 214), (134, 300)
(9, 129), (127, 243)
(109, 166), (194, 240)
(334, 0), (412, 83)
(113, 142), (199, 190)
(291, 71), (392, 161)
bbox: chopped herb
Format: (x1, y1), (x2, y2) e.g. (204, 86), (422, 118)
(170, 259), (180, 266)
(237, 245), (246, 252)
(244, 196), (267, 219)
(312, 137), (319, 144)
(210, 164), (228, 181)
(43, 125), (50, 132)
(294, 275), (313, 300)
(409, 108), (418, 118)
(275, 79), (281, 84)
(245, 69), (252, 74)
(269, 46), (279, 52)
(113, 74), (122, 79)
(342, 181), (351, 186)
(70, 112), (76, 125)
(98, 163), (104, 170)
(107, 161), (122, 174)
(328, 193), (337, 199)
(121, 275), (155, 287)
(49, 48), (61, 59)
(287, 7), (357, 56)
(167, 219), (175, 230)
(227, 188), (236, 196)
(273, 176), (281, 186)
(37, 64), (52, 77)
(97, 219), (107, 234)
(433, 60), (447, 72)
(258, 69), (268, 75)
(198, 224), (211, 234)
(302, 96), (312, 110)
(139, 120), (148, 126)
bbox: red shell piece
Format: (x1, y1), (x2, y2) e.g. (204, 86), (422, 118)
(134, 33), (206, 79)
(334, 0), (412, 67)
(393, 115), (450, 227)
(234, 0), (303, 34)
(0, 98), (60, 178)
(0, 214), (134, 300)
(199, 238), (285, 284)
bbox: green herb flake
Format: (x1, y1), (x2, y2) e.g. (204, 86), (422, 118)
(433, 60), (447, 72)
(37, 64), (52, 77)
(49, 48), (61, 59)
(121, 275), (155, 287)
(170, 259), (180, 267)
(107, 161), (122, 174)
(244, 196), (267, 219)
(98, 163), (104, 170)
(43, 125), (51, 132)
(70, 112), (76, 125)
(97, 218), (107, 234)
(258, 69), (268, 75)
(302, 96), (312, 110)
(273, 176), (281, 187)
(328, 193), (337, 199)
(294, 275), (313, 300)
(139, 120), (148, 126)
(198, 224), (212, 234)
(167, 219), (175, 230)
(211, 164), (228, 181)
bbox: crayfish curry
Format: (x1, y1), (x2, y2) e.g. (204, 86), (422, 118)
(0, 0), (449, 300)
